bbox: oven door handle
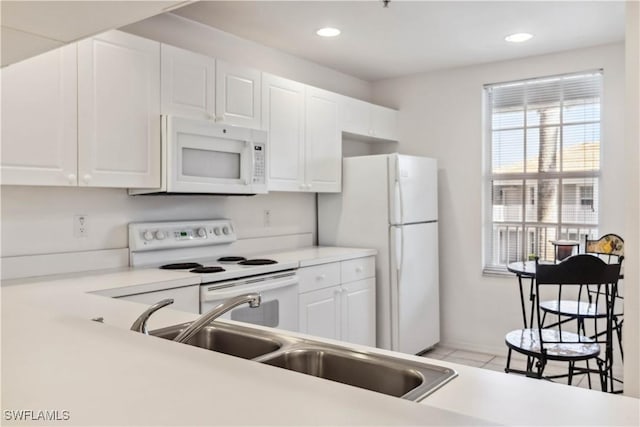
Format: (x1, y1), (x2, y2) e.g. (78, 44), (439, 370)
(202, 275), (299, 302)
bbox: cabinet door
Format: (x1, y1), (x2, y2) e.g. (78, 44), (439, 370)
(161, 44), (215, 120)
(262, 73), (305, 191)
(77, 31), (160, 188)
(1, 45), (78, 186)
(216, 60), (261, 129)
(340, 96), (371, 136)
(299, 286), (341, 341)
(371, 104), (398, 141)
(341, 278), (376, 346)
(304, 86), (341, 192)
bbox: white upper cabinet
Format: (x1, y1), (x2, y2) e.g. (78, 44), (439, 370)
(341, 97), (371, 136)
(77, 31), (161, 188)
(305, 86), (341, 193)
(341, 95), (398, 141)
(262, 73), (305, 191)
(216, 60), (261, 129)
(161, 44), (215, 120)
(1, 45), (78, 186)
(370, 104), (398, 141)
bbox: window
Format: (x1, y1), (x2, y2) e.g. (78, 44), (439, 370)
(484, 71), (602, 272)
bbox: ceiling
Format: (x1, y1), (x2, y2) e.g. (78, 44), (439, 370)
(1, 1), (191, 66)
(172, 1), (625, 81)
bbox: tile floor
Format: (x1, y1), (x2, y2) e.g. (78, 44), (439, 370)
(421, 344), (624, 391)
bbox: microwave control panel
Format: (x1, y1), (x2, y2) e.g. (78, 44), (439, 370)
(253, 143), (266, 184)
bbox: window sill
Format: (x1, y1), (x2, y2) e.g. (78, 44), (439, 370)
(482, 267), (514, 278)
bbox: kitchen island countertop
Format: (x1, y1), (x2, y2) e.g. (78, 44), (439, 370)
(1, 246), (638, 426)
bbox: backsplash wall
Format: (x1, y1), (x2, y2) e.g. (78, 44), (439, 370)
(0, 186), (316, 257)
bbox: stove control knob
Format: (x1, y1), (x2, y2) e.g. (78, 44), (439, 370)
(155, 230), (166, 240)
(222, 226), (230, 235)
(143, 230), (154, 241)
(197, 228), (207, 238)
(214, 227), (222, 236)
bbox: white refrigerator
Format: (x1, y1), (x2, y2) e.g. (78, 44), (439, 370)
(318, 154), (439, 354)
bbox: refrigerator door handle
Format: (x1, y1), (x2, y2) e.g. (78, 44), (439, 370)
(394, 180), (404, 225)
(395, 155), (404, 224)
(395, 227), (403, 277)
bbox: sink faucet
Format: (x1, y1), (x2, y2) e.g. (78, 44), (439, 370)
(173, 293), (261, 344)
(130, 299), (174, 334)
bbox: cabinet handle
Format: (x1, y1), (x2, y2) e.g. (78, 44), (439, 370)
(67, 173), (77, 184)
(355, 267), (363, 273)
(316, 274), (326, 281)
(83, 174), (92, 184)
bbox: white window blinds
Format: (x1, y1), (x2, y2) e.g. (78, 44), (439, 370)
(484, 70), (603, 272)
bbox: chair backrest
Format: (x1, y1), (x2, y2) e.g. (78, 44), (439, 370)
(535, 255), (621, 355)
(585, 234), (624, 261)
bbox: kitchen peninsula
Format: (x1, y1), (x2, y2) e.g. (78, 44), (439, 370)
(2, 252), (638, 426)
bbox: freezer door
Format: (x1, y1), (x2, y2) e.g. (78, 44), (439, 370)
(389, 222), (440, 354)
(388, 154), (438, 225)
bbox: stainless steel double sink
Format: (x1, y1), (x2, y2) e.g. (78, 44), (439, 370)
(150, 322), (457, 401)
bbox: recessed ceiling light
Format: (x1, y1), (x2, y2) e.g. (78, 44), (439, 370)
(316, 27), (341, 37)
(505, 33), (533, 43)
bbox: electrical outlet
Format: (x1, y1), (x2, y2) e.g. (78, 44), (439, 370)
(74, 214), (88, 238)
(263, 209), (271, 227)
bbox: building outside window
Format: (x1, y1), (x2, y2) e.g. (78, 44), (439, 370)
(483, 71), (602, 273)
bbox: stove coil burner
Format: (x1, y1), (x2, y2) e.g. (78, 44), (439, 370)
(190, 266), (226, 273)
(160, 262), (203, 270)
(217, 256), (247, 263)
(239, 259), (278, 266)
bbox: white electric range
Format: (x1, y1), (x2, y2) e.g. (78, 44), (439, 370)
(129, 219), (300, 331)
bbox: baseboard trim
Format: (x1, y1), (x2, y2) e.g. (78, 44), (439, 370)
(438, 339), (507, 357)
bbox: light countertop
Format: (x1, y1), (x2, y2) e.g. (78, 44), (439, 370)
(2, 246), (639, 426)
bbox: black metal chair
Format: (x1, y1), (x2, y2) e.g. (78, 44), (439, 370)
(584, 234), (624, 361)
(537, 234), (624, 390)
(505, 255), (621, 391)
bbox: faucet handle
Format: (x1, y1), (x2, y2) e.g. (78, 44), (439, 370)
(130, 299), (174, 335)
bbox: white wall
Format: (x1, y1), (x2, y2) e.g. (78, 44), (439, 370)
(623, 0), (639, 398)
(0, 187), (315, 257)
(122, 13), (372, 101)
(372, 43), (626, 355)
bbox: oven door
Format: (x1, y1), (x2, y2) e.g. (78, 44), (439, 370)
(165, 116), (267, 194)
(200, 272), (299, 332)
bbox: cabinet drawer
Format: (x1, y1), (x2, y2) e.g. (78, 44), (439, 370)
(341, 256), (375, 283)
(298, 262), (341, 293)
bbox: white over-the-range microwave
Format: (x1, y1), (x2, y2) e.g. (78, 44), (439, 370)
(130, 116), (267, 195)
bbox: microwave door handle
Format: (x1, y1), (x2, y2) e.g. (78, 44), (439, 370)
(245, 141), (254, 185)
(202, 275), (299, 302)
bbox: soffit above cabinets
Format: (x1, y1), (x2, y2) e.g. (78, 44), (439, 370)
(1, 0), (194, 67)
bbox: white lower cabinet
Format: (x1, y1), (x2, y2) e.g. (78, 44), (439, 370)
(298, 256), (376, 346)
(299, 286), (341, 340)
